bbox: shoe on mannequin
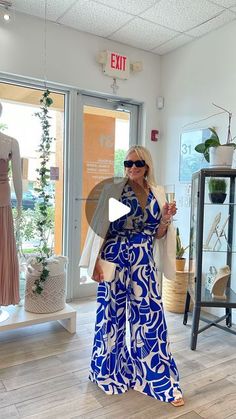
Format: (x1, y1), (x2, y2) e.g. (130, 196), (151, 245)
(210, 265), (230, 300)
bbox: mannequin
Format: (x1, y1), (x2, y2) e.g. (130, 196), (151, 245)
(0, 102), (22, 322)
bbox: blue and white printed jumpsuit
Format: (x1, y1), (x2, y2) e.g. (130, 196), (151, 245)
(89, 183), (182, 403)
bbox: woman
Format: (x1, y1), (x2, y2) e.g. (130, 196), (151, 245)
(79, 145), (184, 407)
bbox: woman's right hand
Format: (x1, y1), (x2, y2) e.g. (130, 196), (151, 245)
(92, 259), (104, 283)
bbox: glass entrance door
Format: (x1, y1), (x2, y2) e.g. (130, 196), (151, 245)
(0, 82), (65, 300)
(73, 94), (139, 298)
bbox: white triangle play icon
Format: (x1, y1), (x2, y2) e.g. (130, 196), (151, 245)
(108, 198), (131, 222)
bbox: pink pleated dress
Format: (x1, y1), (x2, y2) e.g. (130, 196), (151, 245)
(0, 158), (20, 305)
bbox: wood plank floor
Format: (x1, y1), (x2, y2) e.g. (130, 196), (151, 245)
(0, 298), (236, 418)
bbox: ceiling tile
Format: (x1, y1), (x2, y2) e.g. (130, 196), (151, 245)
(187, 9), (235, 37)
(109, 17), (178, 50)
(210, 0), (236, 7)
(153, 34), (193, 55)
(10, 0), (236, 55)
(93, 0), (158, 15)
(141, 0), (224, 32)
(59, 0), (133, 37)
(13, 0), (76, 21)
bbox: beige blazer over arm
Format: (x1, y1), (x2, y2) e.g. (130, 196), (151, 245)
(79, 185), (109, 277)
(151, 185), (176, 280)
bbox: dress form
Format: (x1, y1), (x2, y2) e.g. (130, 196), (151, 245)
(0, 102), (23, 322)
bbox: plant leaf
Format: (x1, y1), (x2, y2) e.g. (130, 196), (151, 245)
(195, 144), (206, 153)
(209, 127), (219, 139)
(204, 150), (210, 162)
(205, 138), (220, 147)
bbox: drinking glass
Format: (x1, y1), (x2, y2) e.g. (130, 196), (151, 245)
(164, 184), (175, 203)
(164, 184), (176, 221)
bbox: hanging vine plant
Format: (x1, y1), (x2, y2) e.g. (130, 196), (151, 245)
(33, 89), (54, 294)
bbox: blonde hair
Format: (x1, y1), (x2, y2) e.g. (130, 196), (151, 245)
(124, 145), (157, 186)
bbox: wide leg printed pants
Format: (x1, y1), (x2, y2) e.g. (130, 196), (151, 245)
(89, 234), (183, 403)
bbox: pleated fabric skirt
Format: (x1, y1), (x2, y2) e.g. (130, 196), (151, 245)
(0, 205), (20, 305)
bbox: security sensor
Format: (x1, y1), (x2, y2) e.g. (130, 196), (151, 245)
(157, 96), (164, 110)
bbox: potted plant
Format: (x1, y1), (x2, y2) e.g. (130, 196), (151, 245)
(176, 227), (189, 272)
(195, 105), (236, 167)
(24, 90), (67, 314)
(208, 177), (227, 204)
(195, 127), (236, 167)
(162, 228), (191, 313)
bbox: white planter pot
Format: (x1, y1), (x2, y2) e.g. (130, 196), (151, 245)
(209, 145), (235, 167)
(24, 256), (68, 314)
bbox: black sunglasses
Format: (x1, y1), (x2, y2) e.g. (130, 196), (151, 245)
(124, 159), (146, 168)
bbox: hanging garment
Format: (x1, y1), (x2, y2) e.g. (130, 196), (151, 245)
(0, 158), (19, 305)
(89, 183), (182, 403)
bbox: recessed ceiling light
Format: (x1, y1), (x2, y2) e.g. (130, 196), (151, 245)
(0, 0), (12, 21)
(3, 11), (10, 20)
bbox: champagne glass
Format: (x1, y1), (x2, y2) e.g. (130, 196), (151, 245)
(164, 184), (175, 204)
(164, 184), (176, 221)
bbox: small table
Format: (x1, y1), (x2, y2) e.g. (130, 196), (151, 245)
(0, 304), (77, 334)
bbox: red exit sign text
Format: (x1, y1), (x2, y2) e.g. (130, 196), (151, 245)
(103, 51), (130, 79)
(110, 53), (127, 71)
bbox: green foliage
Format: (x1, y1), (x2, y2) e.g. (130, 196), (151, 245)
(14, 208), (36, 255)
(195, 128), (220, 162)
(33, 90), (54, 295)
(176, 227), (189, 259)
(0, 122), (8, 132)
(114, 149), (126, 177)
(13, 206), (55, 258)
(208, 178), (227, 193)
(195, 127), (236, 162)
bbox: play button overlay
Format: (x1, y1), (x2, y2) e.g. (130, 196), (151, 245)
(108, 197), (131, 222)
(84, 177), (135, 239)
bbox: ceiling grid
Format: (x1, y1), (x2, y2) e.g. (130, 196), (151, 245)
(9, 0), (236, 54)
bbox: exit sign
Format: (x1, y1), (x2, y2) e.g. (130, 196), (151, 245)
(103, 51), (130, 80)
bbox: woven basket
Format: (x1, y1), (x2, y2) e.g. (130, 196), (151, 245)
(24, 256), (67, 314)
(162, 271), (193, 313)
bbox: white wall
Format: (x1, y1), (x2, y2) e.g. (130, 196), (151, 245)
(161, 20), (236, 321)
(0, 12), (162, 178)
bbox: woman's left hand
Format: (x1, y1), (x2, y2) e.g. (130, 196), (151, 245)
(162, 201), (177, 223)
